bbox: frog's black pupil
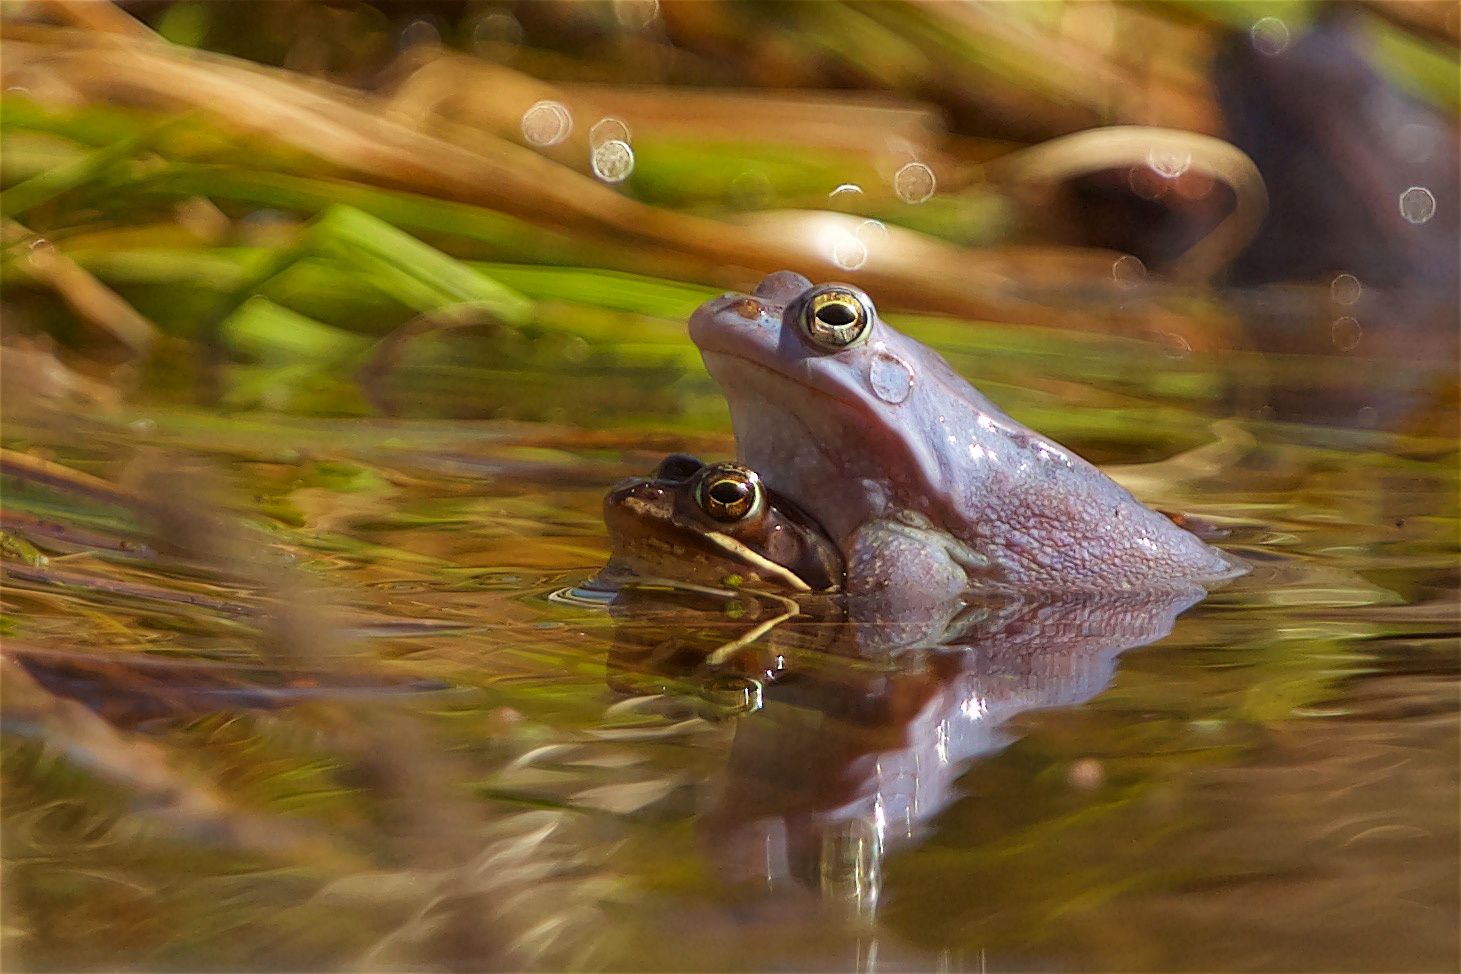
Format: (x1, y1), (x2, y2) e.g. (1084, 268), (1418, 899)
(709, 480), (748, 505)
(818, 302), (857, 327)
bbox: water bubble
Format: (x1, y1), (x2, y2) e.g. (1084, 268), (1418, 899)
(613, 0), (659, 29)
(855, 219), (888, 245)
(729, 170), (773, 209)
(1111, 254), (1146, 288)
(1067, 758), (1105, 792)
(1159, 332), (1192, 360)
(24, 236), (55, 270)
(470, 12), (523, 51)
(1128, 165), (1166, 200)
(1147, 148), (1192, 180)
(561, 335), (590, 363)
(592, 139), (635, 183)
(590, 117), (631, 148)
(1250, 17), (1290, 55)
(829, 183), (864, 199)
(399, 17), (442, 50)
(521, 100), (573, 147)
(1398, 186), (1436, 224)
(869, 352), (914, 404)
(830, 233), (868, 271)
(1330, 273), (1362, 306)
(1330, 316), (1362, 352)
(893, 162), (936, 204)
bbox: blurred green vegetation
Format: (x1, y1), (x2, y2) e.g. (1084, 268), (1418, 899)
(3, 0), (1454, 430)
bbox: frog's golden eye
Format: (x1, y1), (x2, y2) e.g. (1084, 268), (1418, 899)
(797, 284), (875, 349)
(694, 464), (765, 522)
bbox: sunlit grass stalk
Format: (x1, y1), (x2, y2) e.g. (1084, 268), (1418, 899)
(0, 115), (187, 218)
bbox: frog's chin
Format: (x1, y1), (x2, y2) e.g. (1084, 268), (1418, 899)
(698, 349), (873, 428)
(699, 352), (877, 540)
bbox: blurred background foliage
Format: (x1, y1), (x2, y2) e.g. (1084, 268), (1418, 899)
(2, 0), (1456, 433)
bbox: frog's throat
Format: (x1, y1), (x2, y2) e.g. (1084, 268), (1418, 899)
(704, 348), (960, 525)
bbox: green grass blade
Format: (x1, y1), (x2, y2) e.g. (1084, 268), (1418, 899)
(220, 296), (372, 364)
(314, 205), (534, 323)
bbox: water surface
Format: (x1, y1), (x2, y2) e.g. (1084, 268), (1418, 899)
(2, 324), (1456, 972)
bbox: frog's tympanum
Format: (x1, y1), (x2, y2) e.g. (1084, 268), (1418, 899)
(603, 453), (844, 594)
(690, 271), (1242, 601)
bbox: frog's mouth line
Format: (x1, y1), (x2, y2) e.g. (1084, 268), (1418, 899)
(613, 519), (813, 592)
(697, 349), (882, 431)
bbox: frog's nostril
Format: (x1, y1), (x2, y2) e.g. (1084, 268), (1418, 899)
(732, 298), (762, 320)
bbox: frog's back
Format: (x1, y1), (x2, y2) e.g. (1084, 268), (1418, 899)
(909, 346), (1241, 591)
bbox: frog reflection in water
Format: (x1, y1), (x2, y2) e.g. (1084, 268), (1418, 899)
(603, 453), (844, 594)
(690, 271), (1244, 602)
(600, 459), (1213, 902)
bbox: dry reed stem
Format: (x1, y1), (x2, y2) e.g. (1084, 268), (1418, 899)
(0, 445), (142, 506)
(993, 126), (1268, 283)
(0, 28), (1087, 319)
(31, 0), (159, 41)
(3, 22), (1252, 339)
(4, 219), (161, 355)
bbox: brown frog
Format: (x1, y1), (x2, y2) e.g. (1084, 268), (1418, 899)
(603, 453), (844, 594)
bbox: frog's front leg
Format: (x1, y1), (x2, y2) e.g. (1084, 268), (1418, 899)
(844, 515), (977, 649)
(846, 515), (969, 601)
